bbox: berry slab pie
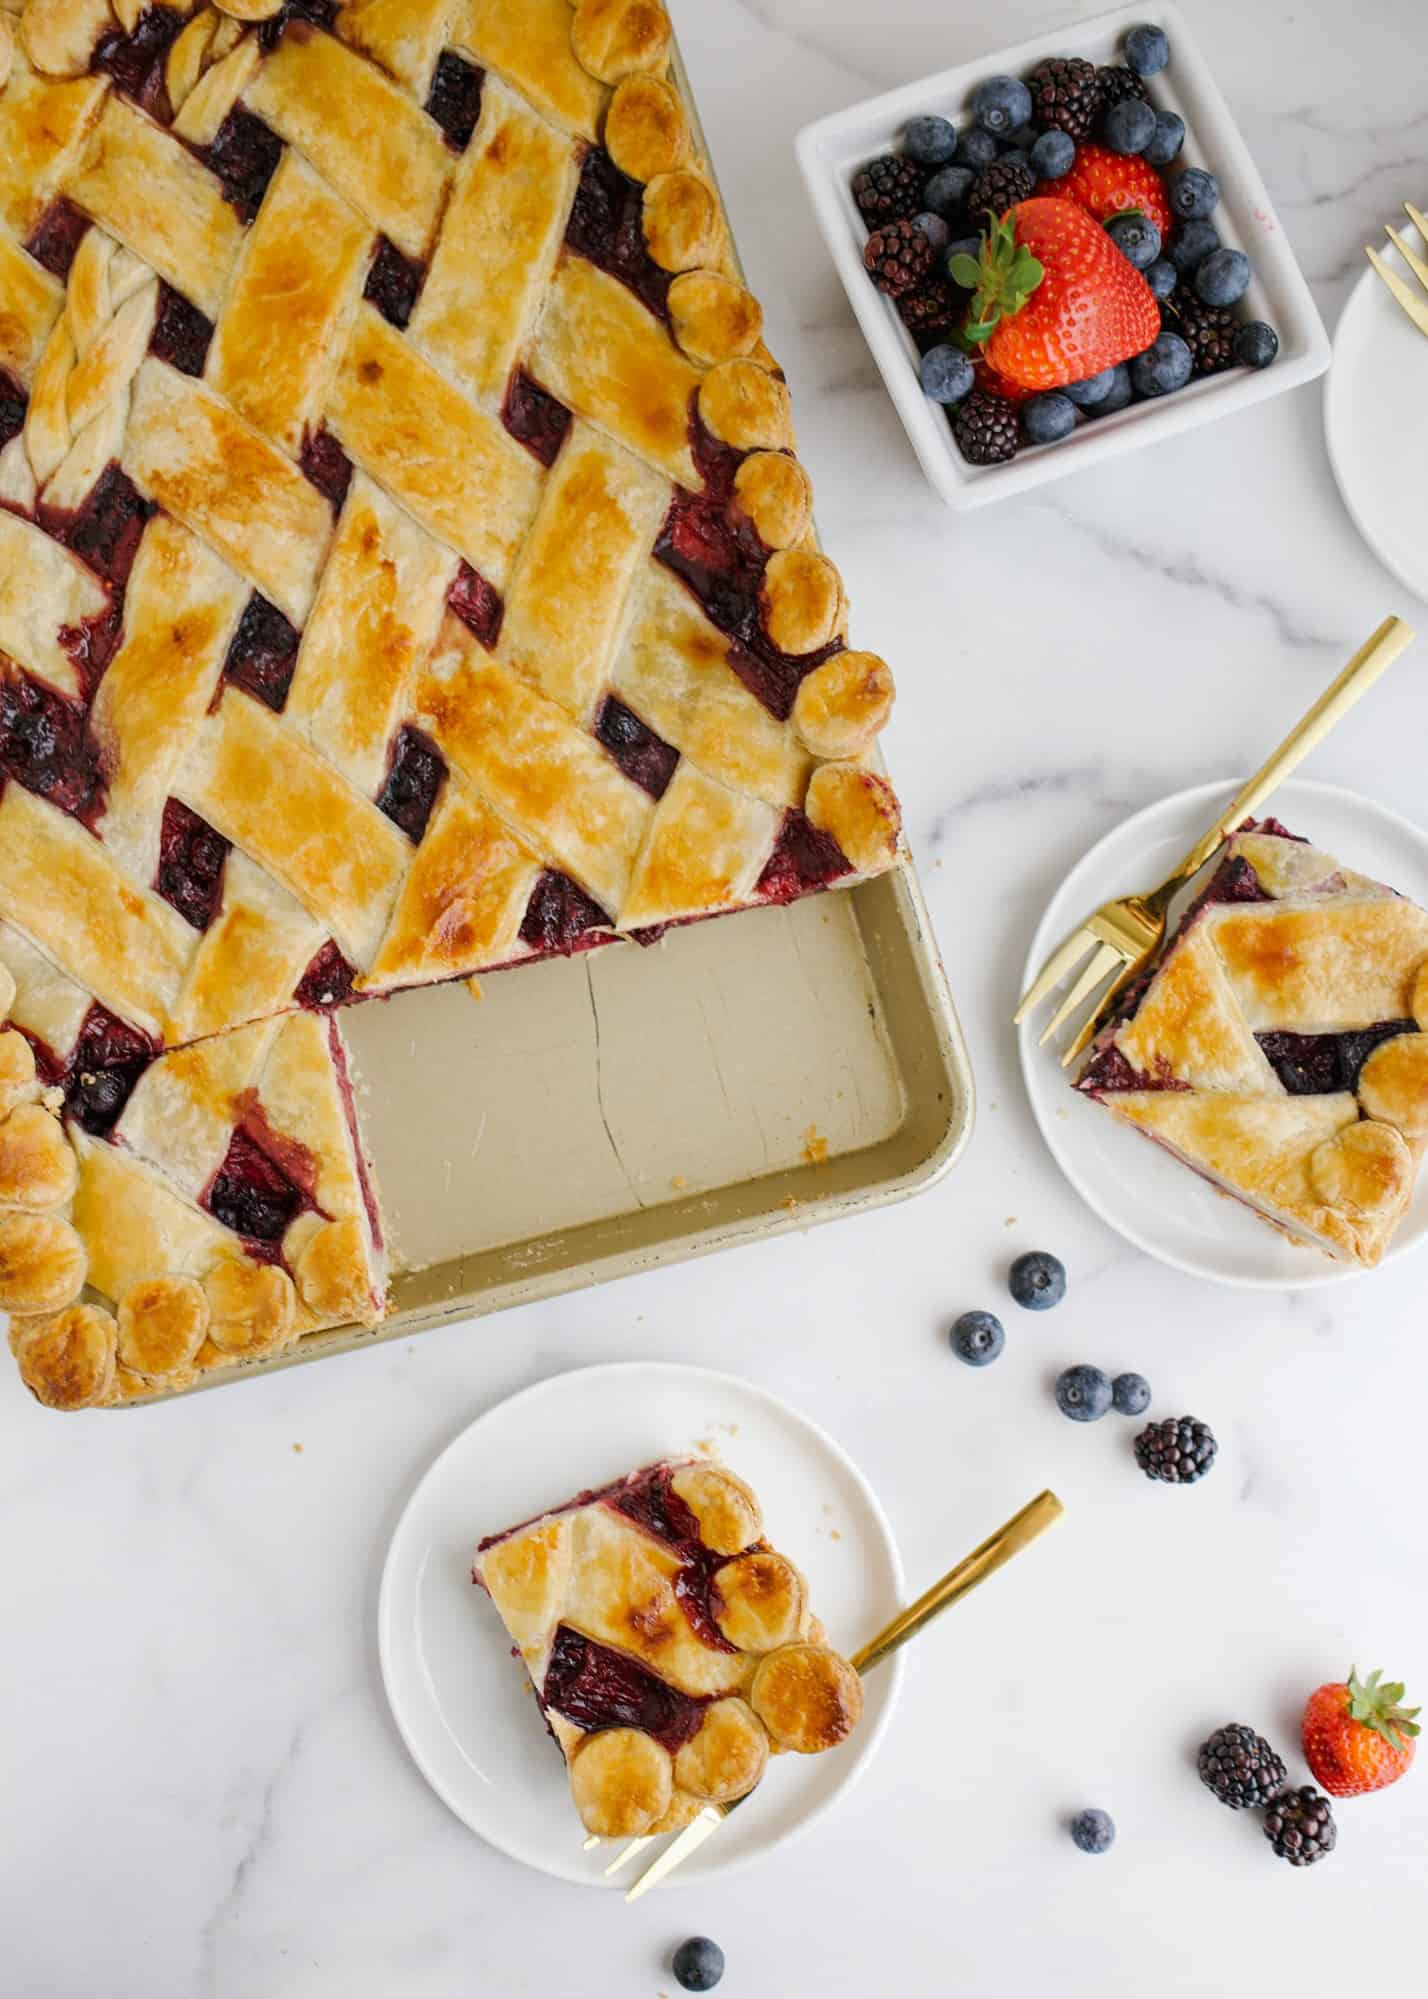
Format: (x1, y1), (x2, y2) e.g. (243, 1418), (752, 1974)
(0, 0), (904, 1407)
(472, 1458), (863, 1837)
(1077, 821), (1428, 1267)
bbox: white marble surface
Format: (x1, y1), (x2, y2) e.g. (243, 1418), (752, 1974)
(6, 3), (1428, 1994)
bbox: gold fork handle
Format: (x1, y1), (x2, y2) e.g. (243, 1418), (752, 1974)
(1158, 616), (1415, 898)
(849, 1489), (1063, 1677)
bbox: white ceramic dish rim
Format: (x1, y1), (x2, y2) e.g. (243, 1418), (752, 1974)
(1324, 233), (1428, 607)
(795, 0), (1331, 509)
(376, 1359), (907, 1886)
(1018, 777), (1428, 1290)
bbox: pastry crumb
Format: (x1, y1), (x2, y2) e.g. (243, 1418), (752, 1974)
(466, 976), (482, 1000)
(670, 1173), (688, 1190)
(830, 1528), (841, 1541)
(694, 1437), (718, 1456)
(292, 1442), (303, 1454)
(802, 1124), (829, 1165)
(1005, 1215), (1017, 1227)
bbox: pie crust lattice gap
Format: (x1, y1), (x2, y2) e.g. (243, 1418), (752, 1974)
(0, 0), (903, 1407)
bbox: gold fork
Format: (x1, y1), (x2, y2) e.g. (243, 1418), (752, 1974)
(606, 1487), (1063, 1901)
(1013, 616), (1415, 1068)
(1366, 201), (1428, 338)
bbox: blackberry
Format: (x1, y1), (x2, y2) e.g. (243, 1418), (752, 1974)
(966, 152), (1036, 224)
(852, 153), (923, 223)
(1098, 63), (1149, 115)
(1198, 1724), (1288, 1810)
(1166, 290), (1238, 375)
(1134, 1414), (1217, 1484)
(951, 391), (1019, 465)
(897, 280), (962, 347)
(1026, 55), (1102, 141)
(1262, 1787), (1337, 1867)
(863, 218), (934, 295)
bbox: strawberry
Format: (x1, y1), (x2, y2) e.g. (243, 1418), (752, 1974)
(1058, 143), (1172, 239)
(953, 199), (1160, 393)
(1302, 1668), (1420, 1797)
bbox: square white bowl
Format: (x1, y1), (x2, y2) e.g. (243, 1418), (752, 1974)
(795, 0), (1330, 508)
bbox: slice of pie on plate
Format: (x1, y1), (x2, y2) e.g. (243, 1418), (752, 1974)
(1077, 820), (1428, 1267)
(472, 1457), (863, 1837)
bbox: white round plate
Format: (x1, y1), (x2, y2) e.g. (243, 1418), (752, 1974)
(378, 1361), (904, 1887)
(1019, 778), (1428, 1289)
(1325, 236), (1428, 605)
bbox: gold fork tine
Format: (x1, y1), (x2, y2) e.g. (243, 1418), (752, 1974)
(1367, 246), (1428, 338)
(1405, 201), (1428, 250)
(1038, 938), (1124, 1048)
(1012, 923), (1097, 1026)
(603, 1834), (656, 1877)
(1059, 956), (1140, 1070)
(1385, 224), (1428, 298)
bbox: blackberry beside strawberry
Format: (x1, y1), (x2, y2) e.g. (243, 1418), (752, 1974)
(1026, 55), (1102, 140)
(863, 219), (934, 295)
(965, 154), (1036, 225)
(951, 391), (1020, 463)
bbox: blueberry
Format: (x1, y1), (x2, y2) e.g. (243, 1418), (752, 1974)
(1166, 218), (1220, 274)
(1145, 257), (1177, 300)
(1170, 166), (1219, 219)
(1105, 212), (1161, 269)
(905, 114), (958, 167)
(1055, 1364), (1113, 1422)
(971, 74), (1032, 137)
(1112, 1371), (1152, 1416)
(1005, 122), (1040, 153)
(673, 1938), (725, 1992)
(1070, 1808), (1116, 1855)
(951, 1309), (1005, 1365)
(1234, 319), (1279, 368)
(1124, 23), (1170, 75)
(1144, 110), (1186, 167)
(1030, 129), (1076, 180)
(1063, 368), (1115, 407)
(1105, 97), (1157, 156)
(1021, 392), (1077, 445)
(924, 164), (974, 218)
(919, 344), (975, 405)
(1194, 246), (1251, 306)
(955, 129), (999, 169)
(1129, 330), (1193, 396)
(914, 209), (951, 254)
(1095, 362), (1134, 414)
(1008, 1251), (1066, 1311)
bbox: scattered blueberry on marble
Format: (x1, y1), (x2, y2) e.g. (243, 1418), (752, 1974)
(1056, 1364), (1114, 1422)
(955, 128), (999, 169)
(1112, 1371), (1152, 1416)
(1029, 128), (1076, 180)
(1130, 330), (1193, 396)
(919, 344), (975, 404)
(1170, 165), (1220, 219)
(1105, 96), (1157, 157)
(914, 210), (951, 254)
(904, 114), (959, 167)
(1145, 257), (1178, 300)
(971, 74), (1033, 137)
(1022, 392), (1078, 444)
(951, 1309), (1006, 1366)
(1008, 1251), (1066, 1311)
(673, 1938), (726, 1992)
(1235, 319), (1279, 368)
(923, 165), (974, 218)
(1105, 212), (1161, 269)
(1144, 109), (1186, 167)
(1070, 1808), (1117, 1855)
(1095, 362), (1135, 414)
(1194, 246), (1251, 306)
(1124, 22), (1170, 75)
(1062, 368), (1115, 407)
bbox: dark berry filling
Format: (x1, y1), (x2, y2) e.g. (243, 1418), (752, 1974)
(1077, 1045), (1193, 1095)
(593, 695), (679, 800)
(754, 810), (851, 905)
(203, 108), (284, 224)
(1256, 1022), (1417, 1096)
(610, 1463), (703, 1545)
(222, 593), (301, 712)
(0, 670), (107, 826)
(24, 199), (92, 282)
(364, 237), (425, 330)
(205, 1126), (305, 1242)
(325, 1014), (384, 1254)
(501, 370), (572, 468)
(41, 463), (153, 591)
(155, 797), (230, 930)
(564, 145), (671, 322)
(294, 939), (357, 1010)
(149, 284), (213, 377)
(447, 561), (504, 650)
(0, 369), (25, 454)
(63, 1004), (156, 1135)
(256, 0), (336, 51)
(376, 725), (446, 843)
(298, 424), (353, 511)
(519, 871), (611, 954)
(541, 1625), (710, 1752)
(91, 6), (184, 114)
(425, 51), (484, 151)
